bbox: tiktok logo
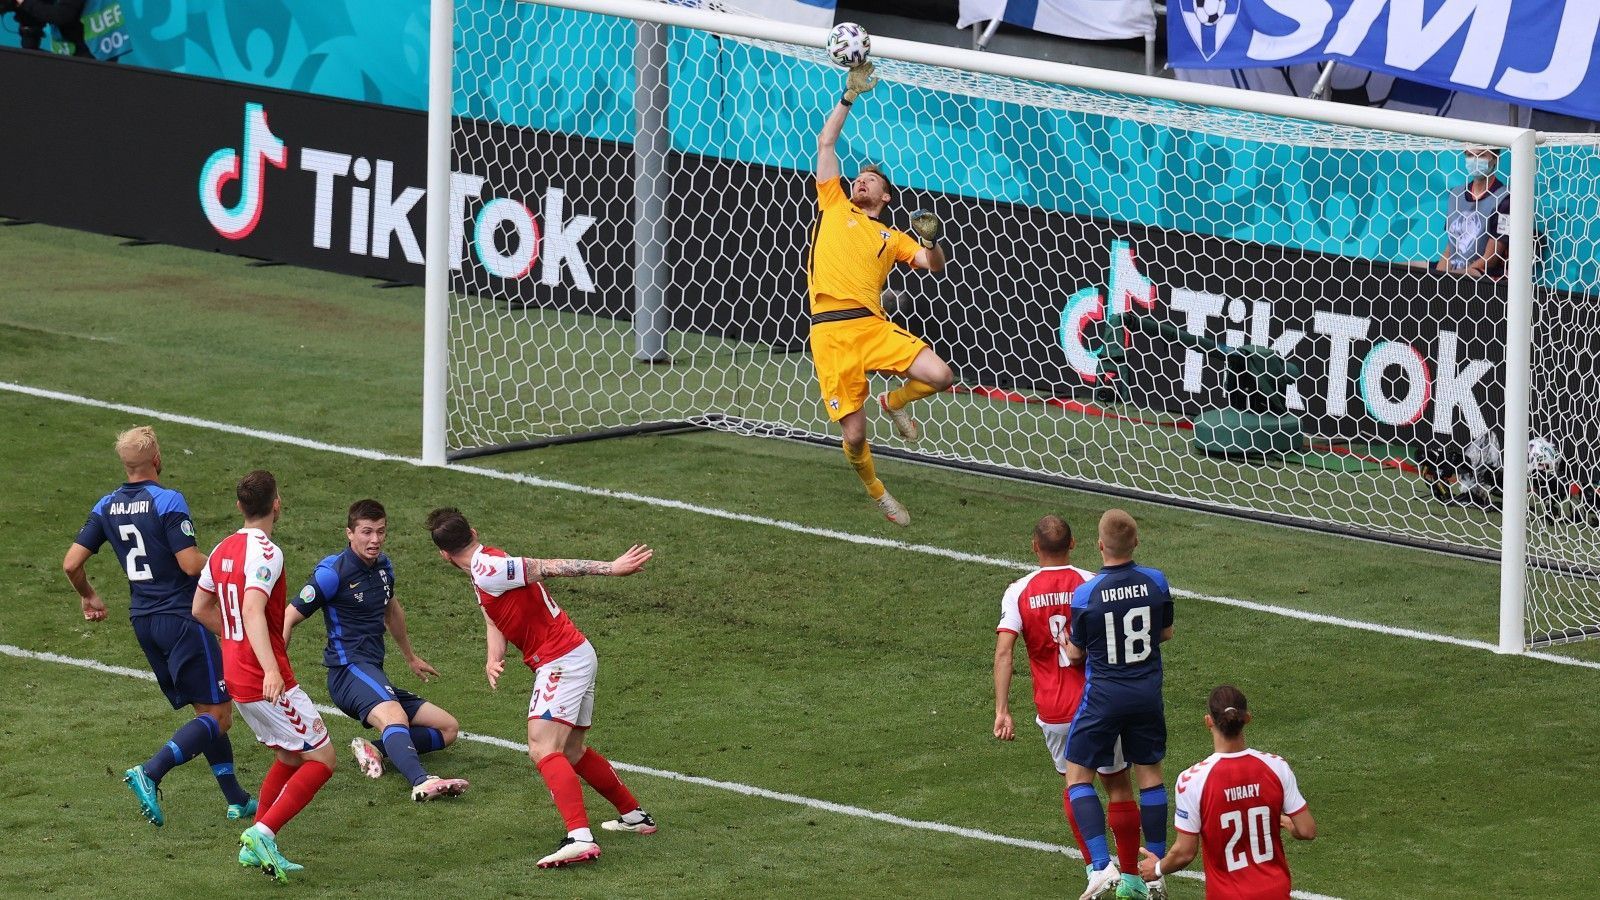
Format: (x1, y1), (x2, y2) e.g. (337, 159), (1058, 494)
(198, 103), (287, 241)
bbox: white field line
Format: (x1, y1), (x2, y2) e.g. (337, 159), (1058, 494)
(5, 379), (1597, 679)
(0, 643), (1339, 900)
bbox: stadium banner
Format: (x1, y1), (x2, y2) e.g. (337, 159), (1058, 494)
(955, 0), (1155, 41)
(1167, 0), (1600, 122)
(6, 46), (1592, 464)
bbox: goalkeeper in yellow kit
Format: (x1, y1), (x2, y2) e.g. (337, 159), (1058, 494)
(810, 62), (952, 527)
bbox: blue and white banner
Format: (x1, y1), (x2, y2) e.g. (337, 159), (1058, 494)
(958, 0), (1155, 41)
(1167, 0), (1600, 121)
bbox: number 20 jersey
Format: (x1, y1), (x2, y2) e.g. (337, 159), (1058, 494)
(469, 546), (586, 669)
(996, 565), (1094, 724)
(1175, 749), (1308, 900)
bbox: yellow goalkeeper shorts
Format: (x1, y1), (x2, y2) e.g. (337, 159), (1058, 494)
(809, 311), (929, 422)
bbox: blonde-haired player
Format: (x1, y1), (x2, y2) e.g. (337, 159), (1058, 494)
(812, 61), (953, 525)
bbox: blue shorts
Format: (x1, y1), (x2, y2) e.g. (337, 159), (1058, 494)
(327, 662), (426, 726)
(132, 613), (229, 709)
(1065, 687), (1166, 769)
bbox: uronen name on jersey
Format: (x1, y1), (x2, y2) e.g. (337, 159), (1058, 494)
(1097, 584), (1151, 604)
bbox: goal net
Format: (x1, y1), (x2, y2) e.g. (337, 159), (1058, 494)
(434, 0), (1600, 648)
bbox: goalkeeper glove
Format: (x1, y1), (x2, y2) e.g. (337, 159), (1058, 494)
(843, 61), (879, 103)
(910, 209), (941, 248)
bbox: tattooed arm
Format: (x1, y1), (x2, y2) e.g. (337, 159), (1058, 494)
(523, 544), (653, 581)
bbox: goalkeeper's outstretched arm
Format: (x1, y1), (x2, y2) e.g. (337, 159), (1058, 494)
(817, 62), (879, 183)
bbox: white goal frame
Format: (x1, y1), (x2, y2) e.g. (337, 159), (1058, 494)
(420, 0), (1541, 654)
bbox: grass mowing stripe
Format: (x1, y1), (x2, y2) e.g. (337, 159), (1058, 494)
(5, 378), (1593, 677)
(0, 642), (1342, 900)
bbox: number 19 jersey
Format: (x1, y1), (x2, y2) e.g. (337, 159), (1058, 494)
(997, 565), (1093, 724)
(198, 528), (295, 703)
(1175, 749), (1308, 900)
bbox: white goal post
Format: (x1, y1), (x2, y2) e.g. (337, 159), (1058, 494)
(421, 0), (1600, 654)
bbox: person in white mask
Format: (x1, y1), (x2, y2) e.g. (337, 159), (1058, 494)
(1436, 147), (1509, 278)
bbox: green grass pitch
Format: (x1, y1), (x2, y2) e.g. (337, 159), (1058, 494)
(2, 222), (1598, 898)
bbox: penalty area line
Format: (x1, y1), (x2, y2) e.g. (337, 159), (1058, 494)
(3, 379), (1596, 674)
(0, 643), (1339, 900)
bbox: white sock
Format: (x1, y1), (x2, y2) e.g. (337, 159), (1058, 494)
(568, 827), (594, 843)
(620, 808), (647, 824)
(250, 823), (275, 839)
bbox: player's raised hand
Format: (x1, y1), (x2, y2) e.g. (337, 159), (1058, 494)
(843, 61), (878, 102)
(910, 209), (941, 248)
(1137, 847), (1161, 881)
(611, 544), (653, 576)
(993, 709), (1014, 741)
(408, 654), (440, 682)
(485, 657), (504, 690)
(261, 669), (285, 703)
(80, 593), (107, 621)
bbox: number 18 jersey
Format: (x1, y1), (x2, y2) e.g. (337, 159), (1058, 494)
(997, 565), (1093, 724)
(1069, 560), (1175, 696)
(1175, 748), (1308, 900)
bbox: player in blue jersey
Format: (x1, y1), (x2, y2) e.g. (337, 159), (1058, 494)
(61, 426), (254, 826)
(283, 499), (469, 802)
(1064, 510), (1175, 900)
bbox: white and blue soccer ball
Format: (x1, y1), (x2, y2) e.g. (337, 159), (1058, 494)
(1528, 436), (1560, 475)
(1193, 0), (1227, 25)
(828, 22), (871, 69)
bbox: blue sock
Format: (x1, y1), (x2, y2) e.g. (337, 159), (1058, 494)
(381, 724), (429, 787)
(1068, 783), (1112, 870)
(143, 714), (219, 783)
(1140, 785), (1168, 859)
(410, 726), (445, 754)
(202, 731), (252, 806)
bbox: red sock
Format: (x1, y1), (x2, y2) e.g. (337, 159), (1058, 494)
(1063, 784), (1091, 861)
(258, 761), (332, 834)
(536, 752), (589, 832)
(254, 760), (295, 825)
(1108, 800), (1141, 873)
(572, 747), (640, 815)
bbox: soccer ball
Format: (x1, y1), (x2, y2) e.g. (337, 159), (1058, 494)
(1528, 437), (1560, 475)
(1193, 0), (1226, 25)
(828, 22), (871, 69)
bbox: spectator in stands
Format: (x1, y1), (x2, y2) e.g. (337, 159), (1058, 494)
(1436, 147), (1509, 278)
(3, 0), (91, 57)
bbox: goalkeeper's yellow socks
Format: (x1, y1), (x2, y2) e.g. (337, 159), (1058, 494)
(886, 379), (940, 410)
(843, 441), (886, 500)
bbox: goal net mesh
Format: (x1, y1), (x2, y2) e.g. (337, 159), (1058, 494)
(444, 0), (1600, 646)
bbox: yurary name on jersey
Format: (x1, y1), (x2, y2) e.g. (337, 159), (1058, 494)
(1224, 783), (1262, 802)
(1096, 583), (1151, 604)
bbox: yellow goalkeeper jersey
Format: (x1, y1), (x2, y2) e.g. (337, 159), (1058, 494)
(807, 177), (922, 319)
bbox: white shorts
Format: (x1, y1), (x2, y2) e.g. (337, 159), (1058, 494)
(1040, 717), (1126, 777)
(238, 686), (331, 752)
(528, 640), (597, 729)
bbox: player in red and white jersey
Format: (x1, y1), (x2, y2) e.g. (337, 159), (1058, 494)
(994, 516), (1155, 898)
(427, 506), (656, 870)
(1139, 686), (1317, 899)
(193, 470), (334, 883)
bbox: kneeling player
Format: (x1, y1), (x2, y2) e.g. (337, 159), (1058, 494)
(427, 507), (657, 868)
(285, 499), (468, 802)
(992, 515), (1148, 898)
(194, 471), (334, 883)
